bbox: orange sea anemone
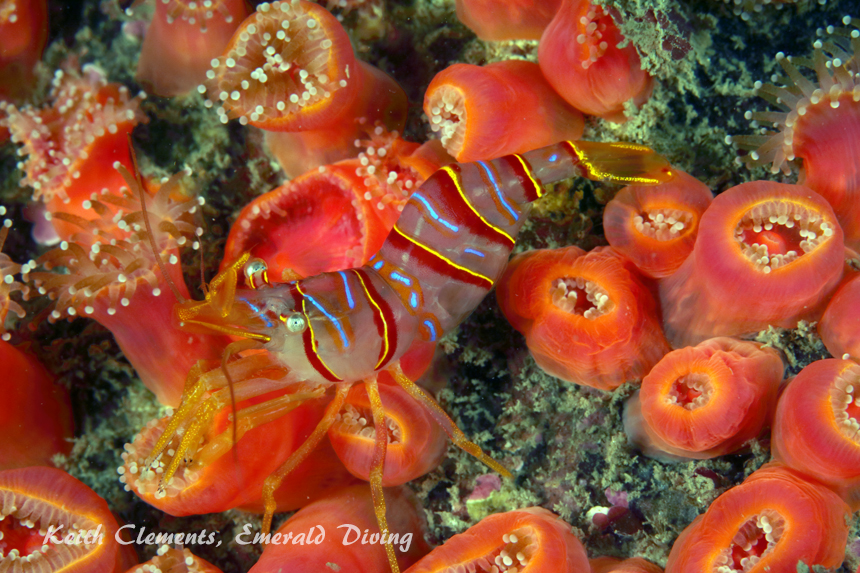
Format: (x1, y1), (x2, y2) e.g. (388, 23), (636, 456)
(538, 0), (652, 122)
(328, 380), (447, 485)
(202, 0), (407, 177)
(249, 484), (431, 573)
(404, 507), (590, 573)
(664, 463), (849, 573)
(0, 216), (26, 336)
(223, 130), (452, 281)
(590, 556), (664, 573)
(771, 358), (860, 510)
(0, 340), (73, 470)
(135, 0), (250, 97)
(25, 166), (229, 406)
(0, 67), (147, 243)
(0, 466), (136, 572)
(496, 246), (670, 390)
(454, 0), (561, 41)
(818, 272), (860, 361)
(423, 60), (584, 162)
(603, 169), (713, 278)
(731, 17), (860, 250)
(624, 337), (783, 461)
(0, 0), (48, 103)
(120, 367), (356, 515)
(659, 181), (844, 347)
(123, 546), (222, 573)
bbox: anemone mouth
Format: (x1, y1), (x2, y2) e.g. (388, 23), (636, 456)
(333, 403), (403, 444)
(634, 207), (694, 242)
(120, 417), (204, 500)
(227, 171), (368, 279)
(0, 485), (100, 565)
(550, 277), (614, 320)
(207, 0), (347, 124)
(733, 199), (836, 273)
(831, 363), (860, 442)
(425, 85), (466, 157)
(714, 509), (785, 573)
(667, 372), (713, 411)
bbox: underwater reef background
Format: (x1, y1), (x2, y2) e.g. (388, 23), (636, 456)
(1, 0), (859, 571)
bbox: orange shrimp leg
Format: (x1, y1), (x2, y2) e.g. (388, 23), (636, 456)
(388, 361), (511, 478)
(261, 384), (350, 536)
(365, 375), (400, 573)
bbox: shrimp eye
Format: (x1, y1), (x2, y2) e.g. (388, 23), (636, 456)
(244, 258), (269, 288)
(284, 312), (307, 333)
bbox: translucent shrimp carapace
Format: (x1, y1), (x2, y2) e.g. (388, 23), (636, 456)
(0, 341), (74, 470)
(203, 0), (407, 176)
(771, 358), (860, 510)
(424, 60), (584, 162)
(0, 467), (134, 573)
(659, 181), (844, 347)
(496, 246), (670, 390)
(403, 507), (590, 573)
(623, 338), (783, 461)
(328, 379), (447, 485)
(664, 463), (849, 573)
(604, 169), (713, 278)
(538, 0), (652, 122)
(454, 0), (561, 41)
(249, 484), (432, 573)
(731, 18), (860, 249)
(818, 272), (860, 361)
(135, 0), (250, 97)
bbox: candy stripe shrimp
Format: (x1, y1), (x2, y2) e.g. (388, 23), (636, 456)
(145, 140), (673, 573)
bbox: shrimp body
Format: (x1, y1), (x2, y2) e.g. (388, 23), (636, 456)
(178, 140), (673, 385)
(159, 140), (672, 573)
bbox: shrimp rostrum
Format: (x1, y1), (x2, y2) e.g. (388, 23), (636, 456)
(146, 140), (673, 571)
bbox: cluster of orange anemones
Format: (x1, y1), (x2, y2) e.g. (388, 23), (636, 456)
(425, 0), (655, 164)
(4, 1), (860, 572)
(200, 0), (407, 178)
